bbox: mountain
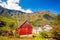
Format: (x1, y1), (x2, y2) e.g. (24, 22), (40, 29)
(19, 11), (55, 26)
(0, 6), (55, 26)
(0, 6), (25, 16)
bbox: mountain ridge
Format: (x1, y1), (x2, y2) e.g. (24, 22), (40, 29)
(0, 6), (55, 26)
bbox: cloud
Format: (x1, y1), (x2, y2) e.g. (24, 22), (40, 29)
(0, 0), (2, 2)
(25, 9), (33, 13)
(0, 0), (33, 13)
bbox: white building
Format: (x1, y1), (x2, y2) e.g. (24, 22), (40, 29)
(33, 27), (42, 34)
(43, 25), (52, 32)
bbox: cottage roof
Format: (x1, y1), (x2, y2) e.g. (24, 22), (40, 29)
(17, 20), (30, 29)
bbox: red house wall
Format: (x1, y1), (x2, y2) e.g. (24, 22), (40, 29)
(16, 22), (32, 35)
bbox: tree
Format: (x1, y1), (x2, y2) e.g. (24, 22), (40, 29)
(0, 16), (17, 36)
(0, 20), (6, 27)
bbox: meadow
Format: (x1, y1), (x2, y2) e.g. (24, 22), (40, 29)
(0, 36), (46, 40)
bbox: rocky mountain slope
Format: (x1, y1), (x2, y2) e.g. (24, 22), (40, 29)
(0, 6), (55, 26)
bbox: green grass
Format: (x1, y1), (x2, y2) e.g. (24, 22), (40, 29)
(0, 36), (46, 40)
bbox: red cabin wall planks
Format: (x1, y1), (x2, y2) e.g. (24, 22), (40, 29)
(16, 21), (32, 35)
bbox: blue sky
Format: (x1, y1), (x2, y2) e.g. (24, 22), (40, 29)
(20, 0), (60, 14)
(0, 0), (60, 14)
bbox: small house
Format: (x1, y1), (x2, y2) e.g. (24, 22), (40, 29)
(43, 25), (52, 32)
(16, 20), (32, 37)
(33, 27), (42, 34)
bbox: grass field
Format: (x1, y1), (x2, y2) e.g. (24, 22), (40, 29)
(0, 36), (46, 40)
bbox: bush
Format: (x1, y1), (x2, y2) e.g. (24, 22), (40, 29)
(53, 31), (60, 40)
(40, 32), (48, 38)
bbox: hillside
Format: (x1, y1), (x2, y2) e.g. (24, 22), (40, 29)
(19, 11), (55, 26)
(0, 6), (25, 17)
(0, 6), (55, 27)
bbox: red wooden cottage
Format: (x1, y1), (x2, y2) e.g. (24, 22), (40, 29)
(16, 20), (32, 37)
